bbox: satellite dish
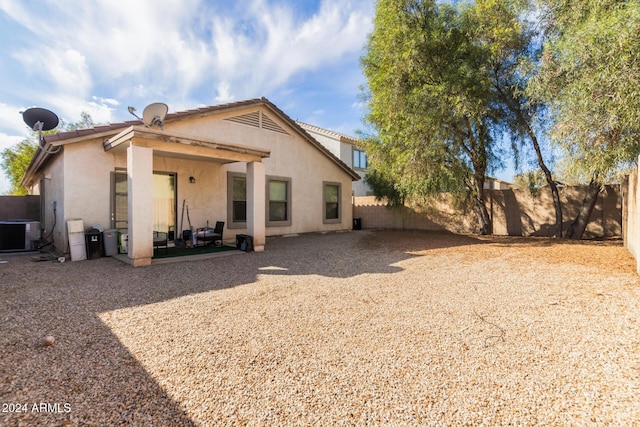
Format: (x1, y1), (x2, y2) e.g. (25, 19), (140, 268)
(22, 107), (59, 131)
(20, 107), (61, 154)
(142, 102), (168, 129)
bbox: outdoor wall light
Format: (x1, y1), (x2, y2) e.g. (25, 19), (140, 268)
(189, 176), (196, 184)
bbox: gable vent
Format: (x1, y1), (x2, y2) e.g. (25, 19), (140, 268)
(225, 111), (289, 135)
(226, 111), (260, 128)
(260, 113), (288, 134)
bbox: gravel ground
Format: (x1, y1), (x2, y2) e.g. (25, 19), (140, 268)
(1, 230), (639, 426)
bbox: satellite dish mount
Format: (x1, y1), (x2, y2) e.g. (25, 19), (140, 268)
(128, 102), (168, 130)
(21, 107), (60, 154)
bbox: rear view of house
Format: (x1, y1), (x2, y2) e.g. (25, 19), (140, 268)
(22, 98), (360, 266)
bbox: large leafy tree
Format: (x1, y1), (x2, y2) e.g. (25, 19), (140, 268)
(467, 0), (565, 237)
(1, 112), (96, 195)
(361, 0), (502, 234)
(531, 0), (640, 238)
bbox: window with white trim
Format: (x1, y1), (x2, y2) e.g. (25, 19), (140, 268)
(227, 172), (246, 228)
(267, 177), (291, 226)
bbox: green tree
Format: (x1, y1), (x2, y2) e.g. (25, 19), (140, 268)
(512, 169), (547, 197)
(361, 0), (502, 234)
(0, 138), (38, 195)
(1, 111), (97, 195)
(468, 0), (565, 237)
(531, 0), (640, 238)
(60, 111), (95, 132)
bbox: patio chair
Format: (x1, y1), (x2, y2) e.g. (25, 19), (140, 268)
(196, 221), (224, 247)
(153, 231), (168, 255)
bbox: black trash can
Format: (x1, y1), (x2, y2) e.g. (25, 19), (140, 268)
(353, 217), (362, 230)
(236, 234), (254, 252)
(85, 228), (103, 259)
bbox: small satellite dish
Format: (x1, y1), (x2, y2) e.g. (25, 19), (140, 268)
(142, 102), (168, 129)
(22, 107), (59, 131)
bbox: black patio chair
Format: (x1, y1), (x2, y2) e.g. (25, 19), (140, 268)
(196, 221), (224, 247)
(153, 231), (168, 255)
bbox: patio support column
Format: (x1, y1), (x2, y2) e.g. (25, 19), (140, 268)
(127, 144), (153, 266)
(247, 161), (265, 252)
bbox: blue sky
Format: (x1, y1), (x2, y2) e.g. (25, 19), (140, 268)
(0, 0), (518, 195)
(0, 0), (376, 193)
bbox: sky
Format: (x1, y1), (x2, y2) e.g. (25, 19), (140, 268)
(0, 0), (377, 194)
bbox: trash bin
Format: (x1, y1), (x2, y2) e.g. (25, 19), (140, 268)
(85, 228), (103, 259)
(353, 217), (362, 230)
(103, 229), (118, 256)
(236, 234), (253, 252)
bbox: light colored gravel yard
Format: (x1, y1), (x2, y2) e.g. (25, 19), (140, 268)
(1, 230), (639, 426)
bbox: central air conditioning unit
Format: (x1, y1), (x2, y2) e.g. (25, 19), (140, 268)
(0, 220), (41, 251)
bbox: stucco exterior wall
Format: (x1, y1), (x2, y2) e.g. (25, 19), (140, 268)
(203, 111), (353, 236)
(352, 171), (369, 197)
(301, 130), (342, 159)
(63, 140), (117, 230)
(30, 147), (68, 251)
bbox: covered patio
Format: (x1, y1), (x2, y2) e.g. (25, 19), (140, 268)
(104, 125), (271, 267)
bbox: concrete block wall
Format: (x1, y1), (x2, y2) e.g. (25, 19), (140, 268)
(623, 163), (640, 272)
(0, 195), (40, 221)
(487, 185), (621, 238)
(354, 185), (621, 239)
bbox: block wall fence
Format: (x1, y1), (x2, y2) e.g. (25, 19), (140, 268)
(353, 185), (622, 240)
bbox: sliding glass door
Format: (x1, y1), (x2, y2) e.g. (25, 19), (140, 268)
(152, 172), (176, 240)
(112, 170), (177, 240)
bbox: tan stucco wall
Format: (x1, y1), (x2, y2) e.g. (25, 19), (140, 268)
(43, 153), (66, 249)
(64, 140), (117, 230)
(31, 147), (68, 252)
(209, 111), (353, 236)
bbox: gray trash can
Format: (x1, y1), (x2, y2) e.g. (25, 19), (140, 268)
(103, 229), (119, 256)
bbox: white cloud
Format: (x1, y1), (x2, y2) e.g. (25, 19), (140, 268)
(92, 96), (119, 107)
(39, 94), (116, 126)
(0, 131), (26, 153)
(214, 82), (235, 103)
(0, 103), (32, 136)
(0, 0), (375, 193)
(0, 0), (373, 122)
(205, 0), (373, 96)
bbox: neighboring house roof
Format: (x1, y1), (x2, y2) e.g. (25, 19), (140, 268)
(296, 121), (360, 145)
(22, 97), (360, 186)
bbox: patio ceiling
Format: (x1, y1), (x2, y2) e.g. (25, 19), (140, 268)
(104, 125), (271, 164)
